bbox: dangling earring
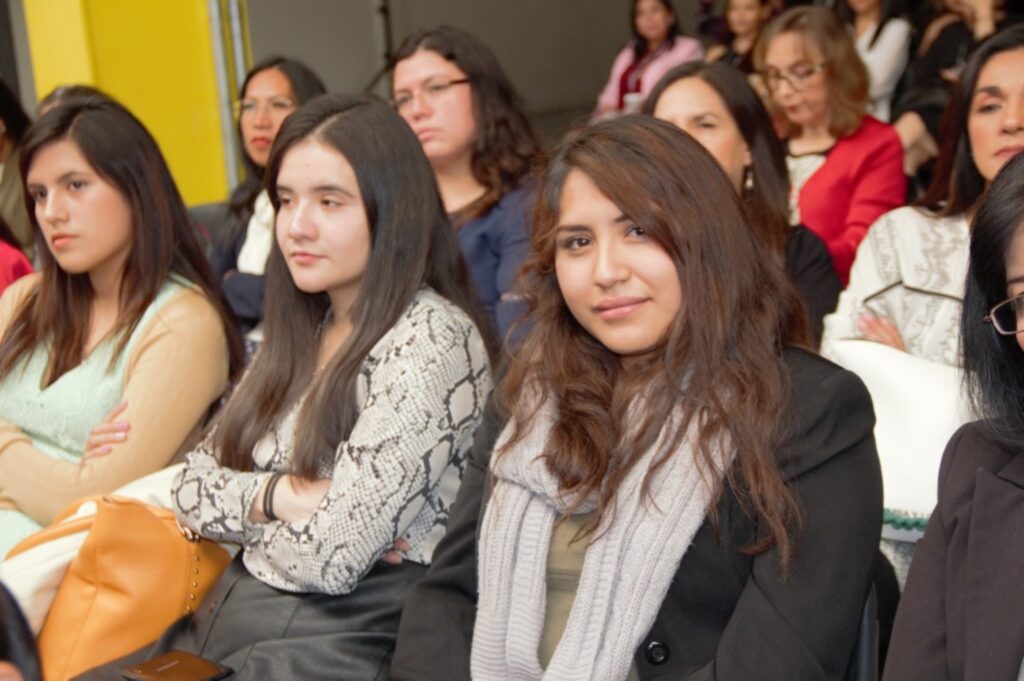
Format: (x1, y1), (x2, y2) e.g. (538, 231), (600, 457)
(743, 166), (754, 193)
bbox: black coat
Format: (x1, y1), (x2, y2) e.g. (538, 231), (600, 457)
(390, 348), (882, 680)
(884, 423), (1024, 681)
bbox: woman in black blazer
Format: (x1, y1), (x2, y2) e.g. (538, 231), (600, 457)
(390, 117), (882, 681)
(884, 155), (1024, 680)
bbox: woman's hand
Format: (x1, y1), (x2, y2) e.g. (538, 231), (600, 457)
(82, 401), (130, 461)
(381, 538), (412, 565)
(250, 475), (331, 524)
(857, 314), (906, 352)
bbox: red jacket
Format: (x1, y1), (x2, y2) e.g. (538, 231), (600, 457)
(795, 116), (905, 285)
(0, 240), (32, 296)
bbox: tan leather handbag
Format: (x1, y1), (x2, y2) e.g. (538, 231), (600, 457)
(6, 496), (231, 681)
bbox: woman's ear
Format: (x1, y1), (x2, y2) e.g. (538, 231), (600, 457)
(0, 661), (25, 681)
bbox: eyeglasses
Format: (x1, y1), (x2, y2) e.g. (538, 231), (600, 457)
(985, 293), (1024, 335)
(392, 78), (470, 114)
(759, 62), (826, 92)
(235, 97), (297, 119)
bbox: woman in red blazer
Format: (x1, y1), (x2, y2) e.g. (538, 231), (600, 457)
(757, 6), (905, 285)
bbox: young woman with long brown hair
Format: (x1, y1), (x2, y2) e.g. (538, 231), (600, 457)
(391, 116), (882, 681)
(0, 98), (243, 557)
(78, 93), (493, 679)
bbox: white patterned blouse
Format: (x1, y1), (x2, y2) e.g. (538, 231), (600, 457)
(172, 288), (492, 594)
(821, 206), (969, 367)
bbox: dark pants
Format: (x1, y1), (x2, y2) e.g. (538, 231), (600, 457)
(74, 554), (427, 680)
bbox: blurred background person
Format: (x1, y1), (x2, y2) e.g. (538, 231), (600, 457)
(706, 0), (774, 75)
(208, 57), (326, 336)
(645, 60), (839, 343)
(596, 0), (703, 115)
(757, 6), (905, 285)
(391, 26), (541, 343)
(838, 0), (912, 121)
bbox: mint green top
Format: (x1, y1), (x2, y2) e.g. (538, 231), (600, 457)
(0, 278), (185, 555)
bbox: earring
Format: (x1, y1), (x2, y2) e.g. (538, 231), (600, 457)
(744, 166), (754, 193)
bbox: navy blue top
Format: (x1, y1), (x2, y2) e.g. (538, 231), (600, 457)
(456, 185), (533, 343)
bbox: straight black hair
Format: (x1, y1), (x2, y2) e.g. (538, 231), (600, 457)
(919, 25), (1024, 216)
(962, 152), (1024, 449)
(213, 94), (493, 475)
(0, 78), (30, 144)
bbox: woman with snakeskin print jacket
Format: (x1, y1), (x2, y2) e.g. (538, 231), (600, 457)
(77, 94), (493, 681)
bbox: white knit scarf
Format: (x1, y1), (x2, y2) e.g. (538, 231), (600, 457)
(471, 399), (734, 681)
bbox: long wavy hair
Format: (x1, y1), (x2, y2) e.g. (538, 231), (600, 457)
(500, 116), (804, 566)
(918, 25), (1024, 217)
(961, 152), (1024, 450)
(212, 94), (493, 476)
(0, 99), (244, 386)
(391, 26), (541, 224)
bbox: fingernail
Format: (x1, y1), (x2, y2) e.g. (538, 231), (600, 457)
(116, 421), (130, 429)
(115, 432), (127, 440)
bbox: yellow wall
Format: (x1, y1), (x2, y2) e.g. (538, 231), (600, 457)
(22, 0), (231, 206)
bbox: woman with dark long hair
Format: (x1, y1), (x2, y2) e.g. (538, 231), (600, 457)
(79, 93), (492, 679)
(596, 0), (703, 114)
(883, 154), (1024, 681)
(0, 99), (242, 556)
(391, 116), (881, 681)
(209, 56), (326, 334)
(391, 26), (539, 342)
(644, 60), (838, 343)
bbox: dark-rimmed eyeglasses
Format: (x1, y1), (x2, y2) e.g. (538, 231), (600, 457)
(759, 62), (826, 92)
(985, 293), (1024, 335)
(392, 78), (470, 114)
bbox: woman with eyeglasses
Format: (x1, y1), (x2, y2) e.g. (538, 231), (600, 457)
(882, 152), (1024, 681)
(391, 27), (541, 342)
(208, 57), (326, 335)
(756, 6), (905, 285)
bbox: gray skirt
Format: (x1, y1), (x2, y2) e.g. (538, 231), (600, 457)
(74, 553), (427, 680)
